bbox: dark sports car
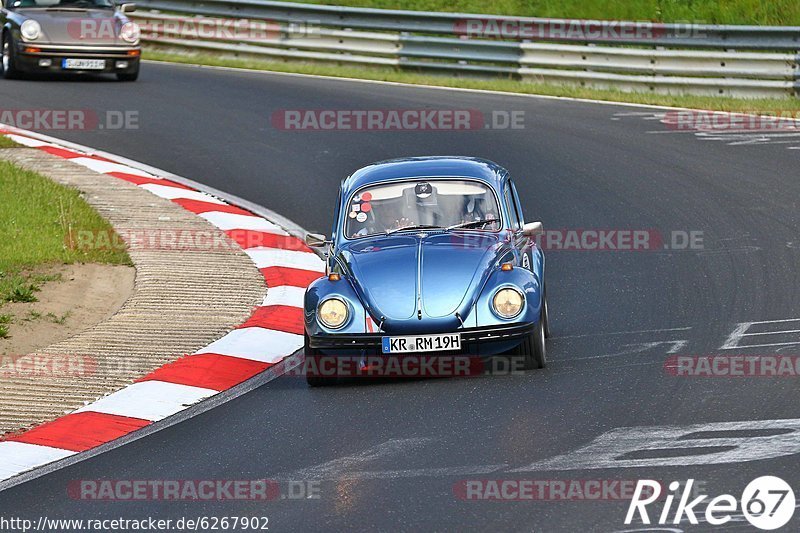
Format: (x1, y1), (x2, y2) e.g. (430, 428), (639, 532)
(303, 156), (549, 386)
(1, 0), (140, 81)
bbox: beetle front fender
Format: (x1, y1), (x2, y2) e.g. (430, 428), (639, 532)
(474, 267), (542, 328)
(304, 276), (368, 336)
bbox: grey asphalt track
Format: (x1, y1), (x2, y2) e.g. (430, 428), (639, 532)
(0, 63), (799, 532)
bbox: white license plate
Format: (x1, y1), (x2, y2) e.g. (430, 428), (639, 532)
(62, 59), (106, 70)
(381, 333), (461, 354)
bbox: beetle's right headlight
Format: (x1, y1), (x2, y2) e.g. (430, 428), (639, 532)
(492, 288), (524, 319)
(318, 298), (349, 329)
(20, 20), (41, 41)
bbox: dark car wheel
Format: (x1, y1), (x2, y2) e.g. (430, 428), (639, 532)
(116, 69), (139, 82)
(2, 34), (21, 80)
(514, 312), (547, 370)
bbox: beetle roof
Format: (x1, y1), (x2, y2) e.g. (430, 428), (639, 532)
(342, 156), (509, 195)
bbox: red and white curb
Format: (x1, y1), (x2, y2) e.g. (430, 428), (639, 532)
(0, 127), (324, 484)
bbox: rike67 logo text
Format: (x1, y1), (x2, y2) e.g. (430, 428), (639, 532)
(625, 476), (795, 530)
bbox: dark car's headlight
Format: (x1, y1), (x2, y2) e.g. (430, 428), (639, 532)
(492, 288), (524, 319)
(318, 298), (349, 329)
(20, 20), (41, 41)
(119, 22), (140, 44)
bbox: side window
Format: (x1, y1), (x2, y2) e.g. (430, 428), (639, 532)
(510, 181), (525, 225)
(503, 184), (521, 231)
(331, 188), (342, 241)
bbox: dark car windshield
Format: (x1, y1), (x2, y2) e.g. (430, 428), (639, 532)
(344, 179), (502, 239)
(11, 0), (113, 8)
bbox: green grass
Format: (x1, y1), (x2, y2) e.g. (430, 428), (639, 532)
(0, 314), (10, 337)
(145, 50), (800, 115)
(6, 282), (38, 303)
(0, 160), (131, 316)
(294, 0), (800, 25)
(46, 311), (71, 325)
(0, 137), (21, 148)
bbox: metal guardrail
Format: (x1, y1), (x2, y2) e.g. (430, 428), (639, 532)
(132, 0), (800, 98)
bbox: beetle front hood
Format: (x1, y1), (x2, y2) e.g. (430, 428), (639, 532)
(18, 9), (126, 45)
(339, 232), (507, 332)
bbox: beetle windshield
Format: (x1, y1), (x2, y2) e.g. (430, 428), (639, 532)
(11, 0), (114, 8)
(345, 179), (501, 239)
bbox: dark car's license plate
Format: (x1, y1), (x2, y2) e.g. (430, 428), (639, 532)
(62, 59), (106, 70)
(381, 333), (461, 354)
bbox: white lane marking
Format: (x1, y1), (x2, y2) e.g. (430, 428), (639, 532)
(612, 529), (684, 533)
(75, 381), (218, 422)
(615, 111), (800, 150)
(199, 212), (289, 234)
(553, 327), (691, 340)
(262, 285), (306, 307)
(721, 319), (800, 349)
(741, 329), (800, 336)
(139, 183), (226, 204)
(194, 327), (302, 363)
(276, 465), (508, 481)
(271, 438), (505, 481)
(0, 442), (75, 479)
(569, 340), (688, 361)
(512, 418), (800, 472)
(282, 438), (432, 480)
(69, 157), (153, 177)
(245, 248), (325, 272)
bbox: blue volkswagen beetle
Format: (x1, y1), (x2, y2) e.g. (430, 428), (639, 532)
(303, 156), (549, 385)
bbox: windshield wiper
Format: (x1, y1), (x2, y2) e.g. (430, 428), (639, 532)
(445, 219), (492, 231)
(386, 224), (442, 235)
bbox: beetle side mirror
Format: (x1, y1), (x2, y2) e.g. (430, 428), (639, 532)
(120, 3), (136, 13)
(305, 233), (329, 247)
(522, 221), (544, 237)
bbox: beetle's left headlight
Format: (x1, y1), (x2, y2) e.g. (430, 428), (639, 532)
(119, 22), (140, 44)
(318, 298), (349, 329)
(492, 288), (524, 319)
(20, 20), (41, 41)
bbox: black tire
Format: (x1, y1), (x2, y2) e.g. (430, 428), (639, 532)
(513, 314), (547, 370)
(541, 287), (551, 338)
(116, 69), (139, 82)
(304, 334), (329, 387)
(2, 33), (21, 80)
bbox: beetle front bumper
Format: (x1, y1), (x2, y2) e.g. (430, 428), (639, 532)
(308, 322), (535, 356)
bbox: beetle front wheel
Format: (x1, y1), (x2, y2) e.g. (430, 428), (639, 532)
(513, 314), (546, 370)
